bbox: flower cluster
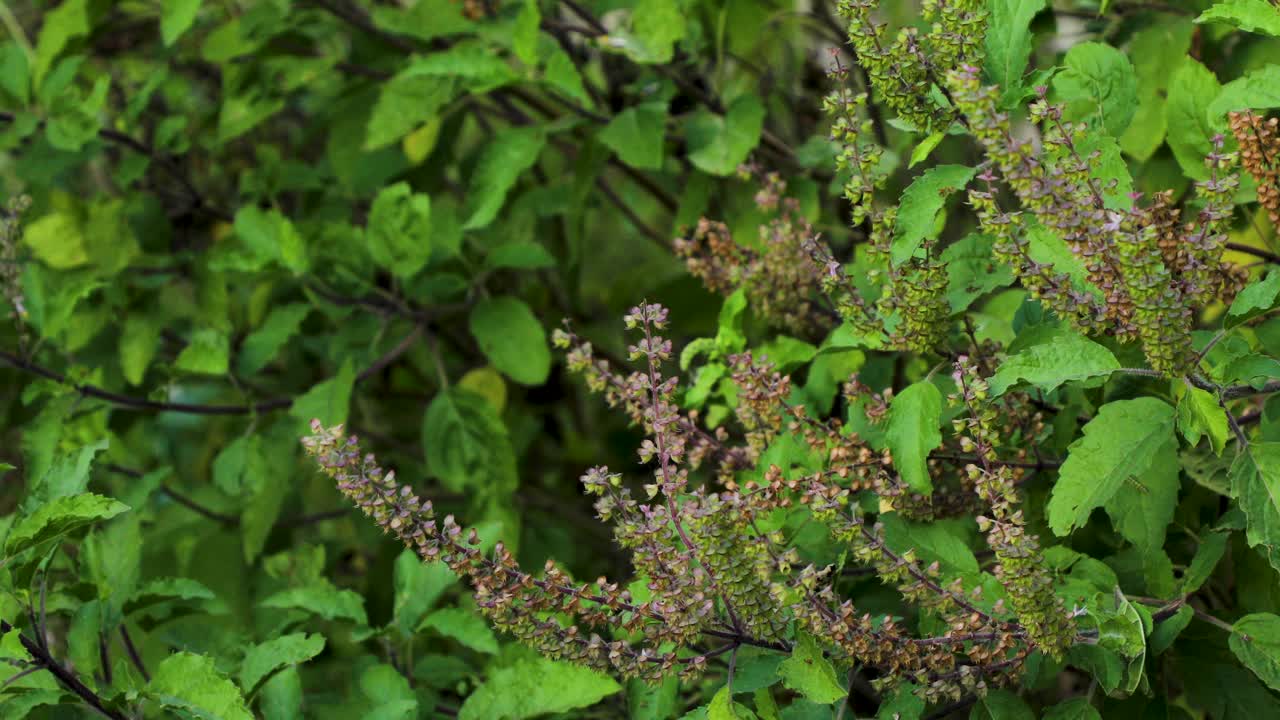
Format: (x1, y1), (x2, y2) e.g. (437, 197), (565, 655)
(1231, 111), (1280, 228)
(838, 0), (987, 132)
(674, 170), (831, 338)
(308, 305), (1087, 701)
(949, 68), (1245, 375)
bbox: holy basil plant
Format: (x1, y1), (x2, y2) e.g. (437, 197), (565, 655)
(2, 0), (1280, 719)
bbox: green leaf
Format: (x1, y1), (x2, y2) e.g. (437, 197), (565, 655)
(4, 492), (129, 559)
(463, 127), (547, 230)
(1182, 529), (1229, 593)
(1230, 443), (1280, 575)
(984, 0), (1047, 103)
(876, 685), (924, 720)
(365, 71), (455, 151)
(260, 582), (369, 625)
(422, 388), (519, 494)
(125, 577), (218, 617)
(1210, 64), (1280, 117)
(881, 513), (979, 575)
(469, 296), (551, 386)
(891, 164), (976, 266)
(239, 633), (326, 696)
(629, 677), (680, 720)
(32, 0), (88, 86)
(1228, 268), (1280, 325)
(971, 690), (1035, 720)
(458, 657), (621, 720)
(392, 548), (457, 635)
(777, 633), (845, 705)
(46, 75), (109, 151)
(989, 329), (1120, 395)
(942, 233), (1015, 311)
(1042, 698), (1101, 720)
(237, 303), (310, 376)
(686, 95), (765, 176)
(1166, 58), (1224, 180)
(417, 608), (499, 654)
(1052, 42), (1138, 136)
(628, 0), (687, 63)
(1197, 0), (1280, 37)
(885, 380), (943, 494)
(484, 242), (557, 271)
(1103, 429), (1179, 556)
(149, 651), (253, 720)
(1230, 613), (1280, 691)
(233, 206), (308, 275)
(120, 312), (162, 385)
(707, 685), (746, 719)
(23, 212), (87, 268)
(754, 336), (818, 373)
(359, 664), (418, 719)
(289, 358), (356, 428)
(1025, 224), (1100, 298)
(1047, 398), (1176, 536)
(161, 0), (203, 46)
(909, 131), (947, 168)
(174, 328), (230, 375)
(513, 0), (541, 66)
(598, 102), (667, 170)
(367, 182), (433, 279)
(1176, 383), (1229, 455)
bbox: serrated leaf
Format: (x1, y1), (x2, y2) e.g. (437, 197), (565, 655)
(1176, 383), (1229, 455)
(1047, 398), (1175, 536)
(885, 380), (943, 493)
(149, 652), (252, 720)
(463, 127), (547, 230)
(1103, 430), (1179, 556)
(598, 102), (667, 170)
(1230, 443), (1280, 575)
(260, 582), (368, 625)
(417, 608), (499, 653)
(1210, 64), (1280, 117)
(23, 212), (87, 269)
(1166, 58), (1224, 180)
(365, 72), (455, 151)
(4, 493), (129, 559)
(1052, 42), (1137, 137)
(1228, 268), (1280, 325)
(174, 328), (230, 375)
(686, 95), (765, 176)
(628, 0), (686, 63)
(239, 633), (326, 696)
(1197, 0), (1280, 37)
(972, 689), (1035, 720)
(984, 0), (1047, 104)
(233, 205), (308, 274)
(891, 164), (976, 265)
(289, 358), (355, 429)
(469, 296), (551, 386)
(908, 131), (946, 168)
(1230, 613), (1280, 692)
(458, 657), (621, 720)
(367, 182), (432, 279)
(777, 633), (845, 705)
(422, 387), (518, 495)
(237, 303), (310, 376)
(990, 329), (1120, 395)
(125, 577), (218, 617)
(1182, 529), (1229, 593)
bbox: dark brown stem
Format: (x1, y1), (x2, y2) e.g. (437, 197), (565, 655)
(0, 619), (126, 720)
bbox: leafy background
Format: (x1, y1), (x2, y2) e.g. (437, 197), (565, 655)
(0, 0), (1279, 718)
